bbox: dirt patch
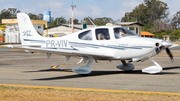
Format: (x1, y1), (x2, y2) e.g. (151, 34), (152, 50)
(0, 86), (180, 101)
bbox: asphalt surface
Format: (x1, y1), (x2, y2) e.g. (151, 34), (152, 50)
(0, 47), (180, 93)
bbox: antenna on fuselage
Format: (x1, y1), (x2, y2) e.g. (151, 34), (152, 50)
(88, 17), (96, 27)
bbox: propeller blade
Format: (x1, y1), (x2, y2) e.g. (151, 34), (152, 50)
(165, 48), (174, 62)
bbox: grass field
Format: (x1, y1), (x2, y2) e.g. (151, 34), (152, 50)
(0, 86), (180, 101)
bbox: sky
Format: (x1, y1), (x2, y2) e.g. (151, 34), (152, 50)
(0, 0), (179, 22)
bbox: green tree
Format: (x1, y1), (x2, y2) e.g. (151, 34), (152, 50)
(28, 13), (38, 20)
(67, 18), (79, 24)
(37, 13), (43, 20)
(0, 8), (21, 24)
(94, 17), (113, 26)
(28, 13), (44, 20)
(122, 0), (169, 24)
(121, 12), (136, 22)
(73, 18), (79, 24)
(144, 0), (169, 21)
(122, 4), (147, 23)
(54, 17), (67, 25)
(7, 8), (20, 18)
(0, 9), (11, 19)
(121, 0), (169, 32)
(132, 3), (148, 23)
(171, 11), (180, 30)
(172, 29), (180, 40)
(48, 17), (55, 27)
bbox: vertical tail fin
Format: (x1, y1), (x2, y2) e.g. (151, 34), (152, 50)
(17, 13), (43, 45)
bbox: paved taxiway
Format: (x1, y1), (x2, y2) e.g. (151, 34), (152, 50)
(0, 47), (180, 93)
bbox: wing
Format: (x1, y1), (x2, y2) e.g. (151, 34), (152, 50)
(4, 45), (114, 59)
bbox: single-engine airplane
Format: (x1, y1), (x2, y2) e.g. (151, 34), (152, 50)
(6, 13), (179, 74)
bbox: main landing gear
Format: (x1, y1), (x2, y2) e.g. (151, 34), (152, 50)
(72, 57), (94, 74)
(116, 60), (135, 71)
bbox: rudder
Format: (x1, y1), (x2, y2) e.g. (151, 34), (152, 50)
(17, 13), (42, 45)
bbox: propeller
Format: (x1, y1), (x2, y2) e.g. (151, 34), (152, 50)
(156, 41), (174, 62)
(165, 48), (174, 62)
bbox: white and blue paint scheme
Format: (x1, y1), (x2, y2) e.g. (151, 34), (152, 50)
(7, 13), (178, 74)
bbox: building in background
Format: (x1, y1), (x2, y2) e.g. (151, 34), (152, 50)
(1, 19), (146, 43)
(2, 19), (47, 43)
(141, 31), (155, 38)
(44, 24), (94, 37)
(163, 35), (170, 42)
(45, 22), (144, 37)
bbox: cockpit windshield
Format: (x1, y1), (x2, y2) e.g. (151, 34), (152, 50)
(114, 27), (137, 39)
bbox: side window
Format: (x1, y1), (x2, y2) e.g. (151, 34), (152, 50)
(114, 27), (137, 38)
(95, 28), (110, 40)
(78, 30), (92, 40)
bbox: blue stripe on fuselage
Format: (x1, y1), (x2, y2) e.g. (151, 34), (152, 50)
(69, 42), (152, 50)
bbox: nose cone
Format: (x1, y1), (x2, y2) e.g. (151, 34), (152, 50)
(161, 41), (173, 48)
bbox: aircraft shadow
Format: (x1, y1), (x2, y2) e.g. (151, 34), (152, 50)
(32, 70), (142, 81)
(31, 66), (180, 81)
(23, 68), (72, 73)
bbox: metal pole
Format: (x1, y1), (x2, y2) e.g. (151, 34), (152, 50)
(46, 24), (48, 37)
(71, 6), (74, 33)
(71, 0), (76, 33)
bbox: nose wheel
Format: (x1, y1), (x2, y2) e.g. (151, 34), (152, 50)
(142, 58), (162, 74)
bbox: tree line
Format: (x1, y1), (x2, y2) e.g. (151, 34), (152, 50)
(121, 0), (180, 41)
(0, 8), (115, 27)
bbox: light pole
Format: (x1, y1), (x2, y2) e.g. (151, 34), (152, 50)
(71, 0), (76, 33)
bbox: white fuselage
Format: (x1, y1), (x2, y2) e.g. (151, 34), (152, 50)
(23, 26), (161, 61)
